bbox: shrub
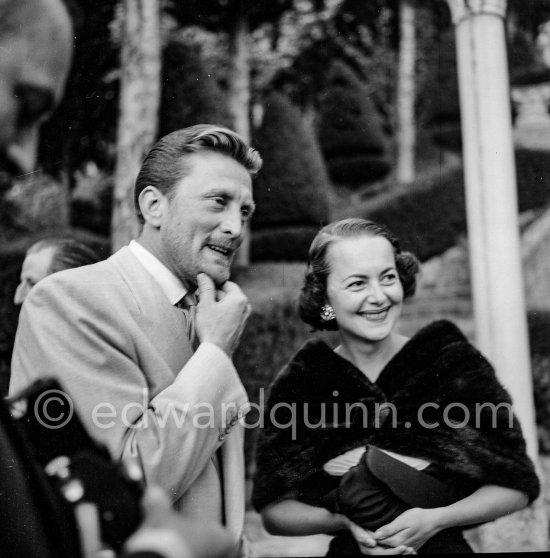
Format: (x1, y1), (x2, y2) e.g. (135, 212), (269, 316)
(159, 40), (232, 137)
(251, 226), (318, 262)
(71, 167), (113, 236)
(252, 92), (330, 229)
(233, 283), (339, 467)
(515, 148), (550, 210)
(317, 60), (390, 186)
(4, 172), (69, 236)
(365, 148), (550, 261)
(528, 310), (550, 454)
(366, 168), (466, 261)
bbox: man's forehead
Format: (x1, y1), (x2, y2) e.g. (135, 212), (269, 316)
(1, 0), (72, 100)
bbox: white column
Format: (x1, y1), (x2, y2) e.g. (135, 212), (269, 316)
(447, 0), (538, 458)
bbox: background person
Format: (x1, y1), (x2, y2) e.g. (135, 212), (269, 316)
(252, 218), (539, 555)
(10, 124), (262, 557)
(14, 238), (101, 305)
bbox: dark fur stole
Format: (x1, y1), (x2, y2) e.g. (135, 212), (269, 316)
(252, 320), (540, 511)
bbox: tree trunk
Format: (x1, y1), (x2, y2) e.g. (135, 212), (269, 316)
(396, 0), (416, 185)
(111, 0), (161, 251)
(227, 6), (252, 267)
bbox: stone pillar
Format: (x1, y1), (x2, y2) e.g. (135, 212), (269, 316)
(447, 0), (548, 551)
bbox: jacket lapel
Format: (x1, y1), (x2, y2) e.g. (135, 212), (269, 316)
(109, 247), (194, 376)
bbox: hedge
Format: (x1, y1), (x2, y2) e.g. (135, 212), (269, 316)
(365, 148), (550, 262)
(251, 147), (550, 262)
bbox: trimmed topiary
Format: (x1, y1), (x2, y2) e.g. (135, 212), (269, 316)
(317, 60), (390, 187)
(252, 92), (331, 230)
(159, 40), (232, 137)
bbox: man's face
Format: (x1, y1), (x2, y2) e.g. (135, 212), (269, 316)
(159, 151), (255, 289)
(13, 246), (56, 305)
(0, 0), (72, 180)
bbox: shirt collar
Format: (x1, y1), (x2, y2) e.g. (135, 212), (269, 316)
(128, 240), (187, 305)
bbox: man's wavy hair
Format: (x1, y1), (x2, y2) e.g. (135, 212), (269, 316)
(134, 124), (263, 224)
(299, 218), (420, 331)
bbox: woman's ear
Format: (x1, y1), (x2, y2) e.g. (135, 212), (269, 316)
(138, 186), (165, 228)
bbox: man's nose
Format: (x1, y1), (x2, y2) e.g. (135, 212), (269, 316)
(220, 207), (244, 238)
(14, 282), (29, 305)
(7, 125), (40, 175)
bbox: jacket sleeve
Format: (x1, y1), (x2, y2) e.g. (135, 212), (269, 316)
(10, 273), (248, 503)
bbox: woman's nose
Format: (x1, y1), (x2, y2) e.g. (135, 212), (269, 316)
(366, 282), (386, 304)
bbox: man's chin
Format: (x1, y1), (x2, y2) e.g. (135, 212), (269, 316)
(201, 264), (231, 288)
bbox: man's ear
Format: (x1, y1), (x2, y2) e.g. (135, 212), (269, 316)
(139, 186), (166, 228)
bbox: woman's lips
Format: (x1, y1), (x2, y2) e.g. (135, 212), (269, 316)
(359, 307), (391, 321)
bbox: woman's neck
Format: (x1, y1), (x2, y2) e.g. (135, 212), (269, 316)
(335, 333), (407, 383)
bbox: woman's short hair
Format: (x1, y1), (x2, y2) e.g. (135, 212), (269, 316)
(299, 218), (420, 331)
(27, 238), (101, 275)
(134, 124), (263, 224)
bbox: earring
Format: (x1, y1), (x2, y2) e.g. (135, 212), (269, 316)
(320, 304), (335, 322)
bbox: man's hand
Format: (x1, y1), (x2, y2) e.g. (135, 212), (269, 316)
(123, 485), (234, 558)
(195, 273), (251, 357)
(374, 508), (442, 551)
(346, 519), (415, 555)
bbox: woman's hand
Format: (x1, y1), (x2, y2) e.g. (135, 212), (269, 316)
(346, 519), (415, 555)
(373, 508), (442, 551)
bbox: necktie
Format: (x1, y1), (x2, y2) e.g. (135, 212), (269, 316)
(176, 292), (198, 347)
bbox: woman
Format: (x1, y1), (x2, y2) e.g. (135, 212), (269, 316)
(252, 219), (539, 555)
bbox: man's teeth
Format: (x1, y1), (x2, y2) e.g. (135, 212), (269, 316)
(208, 244), (230, 255)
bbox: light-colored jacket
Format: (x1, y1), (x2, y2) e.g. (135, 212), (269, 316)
(10, 247), (249, 547)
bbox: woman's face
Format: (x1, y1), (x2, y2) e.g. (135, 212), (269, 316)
(325, 235), (404, 345)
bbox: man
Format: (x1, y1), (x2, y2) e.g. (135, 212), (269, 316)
(10, 124), (263, 555)
(14, 238), (101, 305)
(0, 0), (72, 178)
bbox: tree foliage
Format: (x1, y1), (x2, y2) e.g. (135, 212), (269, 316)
(165, 0), (293, 31)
